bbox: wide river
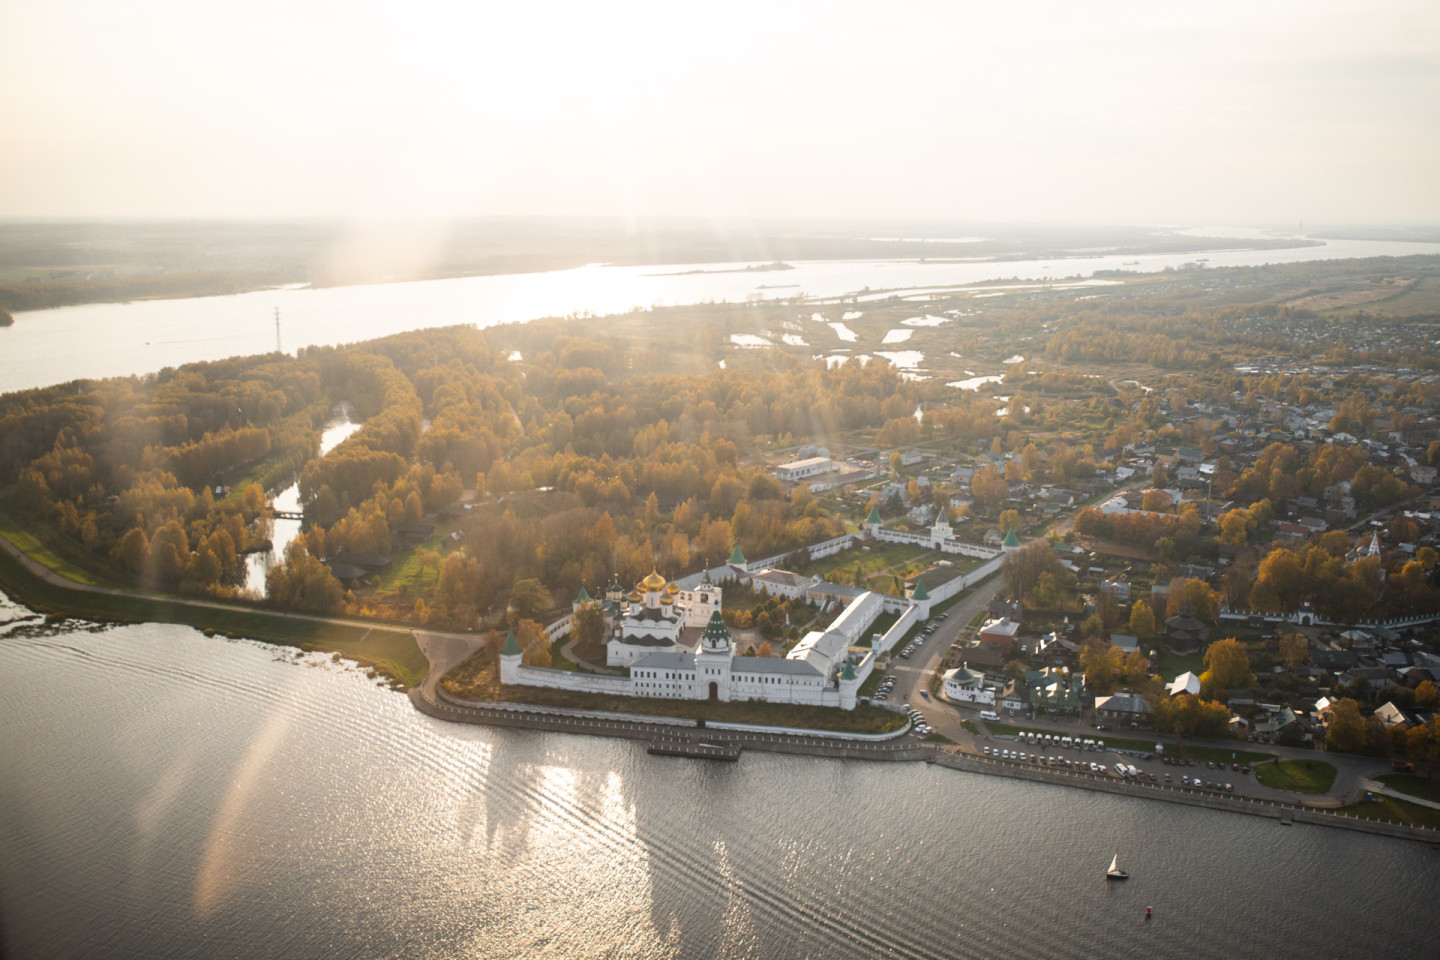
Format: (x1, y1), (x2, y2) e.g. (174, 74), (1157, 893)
(5, 236), (1440, 394)
(1, 590), (1435, 959)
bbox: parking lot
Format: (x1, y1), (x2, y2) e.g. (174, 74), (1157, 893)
(979, 730), (1258, 795)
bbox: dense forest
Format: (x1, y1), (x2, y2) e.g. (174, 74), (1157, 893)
(0, 324), (930, 627)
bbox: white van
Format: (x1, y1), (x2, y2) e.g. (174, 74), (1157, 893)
(979, 710), (999, 721)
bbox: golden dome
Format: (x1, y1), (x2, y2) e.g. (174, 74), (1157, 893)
(642, 569), (667, 591)
(660, 596), (674, 605)
(665, 582), (680, 595)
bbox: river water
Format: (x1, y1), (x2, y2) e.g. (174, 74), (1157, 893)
(4, 236), (1440, 394)
(241, 409), (362, 595)
(0, 591), (1434, 959)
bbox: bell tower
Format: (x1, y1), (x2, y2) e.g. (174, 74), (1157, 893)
(696, 610), (733, 701)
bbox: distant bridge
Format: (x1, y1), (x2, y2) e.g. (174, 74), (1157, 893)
(273, 510), (305, 521)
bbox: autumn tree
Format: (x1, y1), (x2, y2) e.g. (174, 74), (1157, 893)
(1003, 539), (1061, 607)
(1128, 599), (1156, 640)
(508, 578), (552, 625)
(1081, 642), (1124, 695)
(1141, 488), (1172, 512)
(573, 602), (606, 650)
(415, 547), (441, 584)
(436, 552), (484, 625)
(1200, 637), (1252, 694)
(515, 619), (551, 667)
(1324, 698), (1370, 754)
(1165, 577), (1218, 621)
(112, 527), (150, 579)
(1153, 694), (1232, 739)
(1415, 680), (1437, 710)
(1218, 509), (1248, 545)
(971, 464), (1008, 509)
(1278, 632), (1310, 669)
(265, 540), (344, 614)
(998, 509), (1020, 535)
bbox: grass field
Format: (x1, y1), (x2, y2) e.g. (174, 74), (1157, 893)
(1253, 757), (1337, 794)
(793, 541), (933, 582)
(1152, 646), (1205, 682)
(1330, 274), (1440, 317)
(0, 539), (428, 689)
(1377, 772), (1440, 804)
(1335, 793), (1440, 830)
(0, 506), (111, 586)
(362, 520), (463, 602)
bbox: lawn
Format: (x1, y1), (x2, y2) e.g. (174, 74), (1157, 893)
(793, 541), (933, 582)
(1335, 794), (1440, 830)
(0, 505), (111, 586)
(305, 626), (429, 689)
(1253, 758), (1337, 794)
(361, 520), (463, 601)
(1151, 646), (1205, 682)
(1377, 773), (1440, 805)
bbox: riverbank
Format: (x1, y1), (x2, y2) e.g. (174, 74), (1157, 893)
(411, 678), (1440, 844)
(0, 532), (429, 688)
(927, 749), (1440, 846)
(411, 689), (928, 762)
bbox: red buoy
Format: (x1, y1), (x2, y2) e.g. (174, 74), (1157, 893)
(1145, 906), (1153, 919)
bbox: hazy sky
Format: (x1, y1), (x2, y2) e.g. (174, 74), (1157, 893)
(2, 0), (1437, 224)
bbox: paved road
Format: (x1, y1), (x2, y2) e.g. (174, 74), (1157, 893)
(878, 575), (1005, 748)
(915, 675), (1396, 807)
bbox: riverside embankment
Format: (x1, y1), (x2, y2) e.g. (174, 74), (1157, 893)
(928, 749), (1440, 845)
(412, 665), (1440, 845)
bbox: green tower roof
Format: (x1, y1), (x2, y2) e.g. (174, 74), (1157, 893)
(866, 504), (882, 524)
(1003, 527), (1021, 548)
(728, 544), (746, 565)
(701, 609), (732, 646)
(840, 661), (856, 681)
(501, 630), (521, 656)
(912, 579), (929, 601)
(575, 584), (591, 603)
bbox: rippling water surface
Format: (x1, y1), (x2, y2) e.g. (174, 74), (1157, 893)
(0, 591), (1435, 959)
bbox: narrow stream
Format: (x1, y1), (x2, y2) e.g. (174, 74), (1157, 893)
(242, 406), (362, 594)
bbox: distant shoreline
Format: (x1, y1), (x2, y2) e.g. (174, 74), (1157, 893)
(646, 261), (796, 277)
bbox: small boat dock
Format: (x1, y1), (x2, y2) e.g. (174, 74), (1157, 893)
(647, 736), (742, 761)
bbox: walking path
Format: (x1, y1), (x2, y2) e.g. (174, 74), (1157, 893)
(1359, 777), (1440, 811)
(559, 635), (619, 674)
